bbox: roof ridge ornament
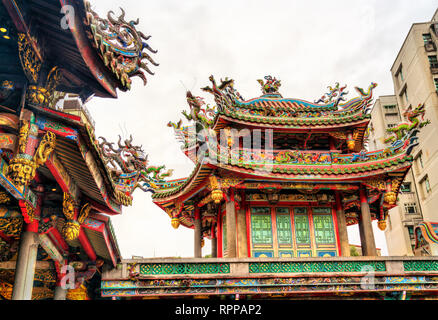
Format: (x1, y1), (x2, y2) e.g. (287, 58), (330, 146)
(97, 135), (173, 205)
(314, 82), (348, 106)
(84, 2), (158, 90)
(384, 103), (430, 155)
(257, 75), (281, 96)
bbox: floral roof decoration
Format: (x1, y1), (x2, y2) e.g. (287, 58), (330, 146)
(84, 2), (158, 91)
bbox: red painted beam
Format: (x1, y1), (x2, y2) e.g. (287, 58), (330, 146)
(78, 227), (96, 261)
(48, 228), (69, 254)
(101, 228), (117, 267)
(60, 0), (118, 97)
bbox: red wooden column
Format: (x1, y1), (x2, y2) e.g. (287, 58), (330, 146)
(225, 189), (237, 258)
(12, 194), (43, 300)
(194, 207), (202, 258)
(358, 186), (377, 256)
(211, 223), (217, 258)
(236, 191), (248, 258)
(217, 207), (223, 258)
(335, 191), (350, 256)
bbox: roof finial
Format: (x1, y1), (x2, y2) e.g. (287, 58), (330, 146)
(257, 75), (281, 95)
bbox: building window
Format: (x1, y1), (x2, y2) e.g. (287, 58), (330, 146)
(420, 175), (431, 195)
(407, 226), (414, 240)
(387, 123), (397, 129)
(417, 152), (424, 169)
(434, 78), (438, 92)
(384, 104), (397, 110)
(294, 208), (311, 245)
(275, 208), (292, 245)
(250, 207), (273, 245)
(403, 88), (408, 103)
(428, 55), (438, 68)
(423, 33), (432, 44)
(404, 202), (417, 214)
(400, 182), (411, 192)
(425, 176), (431, 193)
(313, 213), (335, 244)
(397, 66), (404, 82)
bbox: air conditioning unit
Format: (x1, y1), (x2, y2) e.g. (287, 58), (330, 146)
(425, 41), (436, 52)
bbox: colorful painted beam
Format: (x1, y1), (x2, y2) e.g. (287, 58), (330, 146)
(101, 257), (438, 298)
(82, 214), (119, 267)
(45, 152), (80, 199)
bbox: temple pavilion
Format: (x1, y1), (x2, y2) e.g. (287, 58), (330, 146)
(101, 76), (438, 300)
(153, 75), (417, 259)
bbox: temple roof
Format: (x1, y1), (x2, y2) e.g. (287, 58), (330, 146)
(152, 148), (412, 202)
(155, 91), (429, 232)
(198, 76), (377, 130)
(0, 0), (157, 102)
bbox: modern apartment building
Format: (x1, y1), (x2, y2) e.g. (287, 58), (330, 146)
(369, 96), (423, 255)
(369, 8), (438, 256)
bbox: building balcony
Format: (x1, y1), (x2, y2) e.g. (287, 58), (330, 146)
(101, 256), (438, 299)
(398, 191), (417, 203)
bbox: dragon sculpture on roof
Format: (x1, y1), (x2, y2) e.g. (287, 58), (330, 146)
(257, 75), (281, 95)
(384, 103), (430, 155)
(314, 82), (349, 106)
(98, 135), (172, 205)
(84, 3), (158, 90)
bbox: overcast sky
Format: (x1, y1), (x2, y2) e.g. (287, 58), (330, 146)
(86, 0), (438, 258)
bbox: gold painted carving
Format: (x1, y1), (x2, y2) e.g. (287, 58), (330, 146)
(328, 131), (347, 140)
(0, 217), (24, 237)
(77, 203), (91, 224)
(61, 221), (81, 241)
(171, 217), (180, 229)
(365, 179), (386, 191)
(115, 190), (132, 206)
(62, 193), (75, 220)
(384, 178), (402, 205)
(26, 67), (62, 108)
(0, 281), (13, 300)
(62, 197), (91, 241)
(378, 219), (387, 231)
(384, 192), (396, 205)
(25, 202), (36, 223)
(18, 121), (30, 154)
(17, 33), (42, 83)
(7, 158), (36, 188)
(218, 177), (243, 189)
(0, 192), (10, 204)
(7, 131), (56, 188)
(209, 176), (223, 204)
(34, 131), (56, 167)
(66, 284), (88, 300)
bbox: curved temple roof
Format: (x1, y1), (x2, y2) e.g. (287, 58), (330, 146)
(204, 76), (377, 129)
